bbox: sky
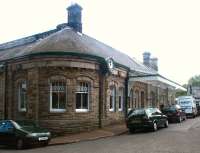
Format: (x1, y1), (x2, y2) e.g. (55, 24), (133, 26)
(0, 0), (200, 85)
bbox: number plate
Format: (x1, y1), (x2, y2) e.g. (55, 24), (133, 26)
(39, 137), (48, 141)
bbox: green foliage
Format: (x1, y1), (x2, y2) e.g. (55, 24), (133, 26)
(188, 75), (200, 86)
(175, 90), (187, 98)
(175, 84), (187, 98)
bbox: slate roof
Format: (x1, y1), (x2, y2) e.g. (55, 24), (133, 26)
(0, 26), (157, 75)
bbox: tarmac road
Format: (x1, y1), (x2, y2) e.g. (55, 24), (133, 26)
(1, 117), (200, 153)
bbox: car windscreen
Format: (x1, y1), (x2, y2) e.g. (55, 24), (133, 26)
(179, 100), (192, 106)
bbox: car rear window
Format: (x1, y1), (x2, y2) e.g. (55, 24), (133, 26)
(131, 109), (145, 115)
(163, 107), (176, 112)
(16, 121), (37, 128)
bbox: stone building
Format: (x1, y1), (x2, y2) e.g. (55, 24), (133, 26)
(0, 3), (185, 133)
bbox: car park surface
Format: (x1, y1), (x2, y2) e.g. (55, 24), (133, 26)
(1, 117), (200, 153)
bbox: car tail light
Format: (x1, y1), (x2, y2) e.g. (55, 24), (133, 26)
(176, 111), (180, 116)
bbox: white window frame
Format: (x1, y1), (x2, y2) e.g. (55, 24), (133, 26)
(109, 86), (116, 112)
(50, 81), (66, 113)
(75, 82), (90, 112)
(118, 88), (124, 111)
(18, 81), (27, 112)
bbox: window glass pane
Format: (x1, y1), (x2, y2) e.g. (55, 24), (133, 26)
(119, 96), (121, 109)
(59, 92), (66, 109)
(129, 90), (133, 108)
(76, 93), (81, 109)
(128, 97), (131, 108)
(51, 81), (66, 110)
(110, 96), (113, 109)
(52, 92), (59, 109)
(76, 82), (90, 110)
(82, 93), (88, 109)
(110, 87), (116, 110)
(20, 92), (24, 108)
(19, 82), (27, 110)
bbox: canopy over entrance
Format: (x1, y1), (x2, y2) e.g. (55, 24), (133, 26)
(129, 74), (186, 91)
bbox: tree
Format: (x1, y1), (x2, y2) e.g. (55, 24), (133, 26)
(175, 84), (187, 98)
(188, 75), (200, 86)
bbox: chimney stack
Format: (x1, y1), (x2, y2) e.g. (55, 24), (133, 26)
(143, 52), (158, 71)
(150, 58), (158, 71)
(143, 52), (151, 66)
(67, 3), (82, 32)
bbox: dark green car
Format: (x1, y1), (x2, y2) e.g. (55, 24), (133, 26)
(0, 120), (51, 149)
(126, 108), (168, 133)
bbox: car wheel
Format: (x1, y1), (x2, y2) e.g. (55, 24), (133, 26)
(16, 139), (24, 149)
(42, 141), (49, 146)
(164, 120), (169, 128)
(129, 128), (135, 133)
(152, 122), (157, 132)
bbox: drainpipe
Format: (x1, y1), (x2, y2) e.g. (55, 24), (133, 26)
(4, 63), (8, 119)
(124, 69), (130, 118)
(98, 71), (103, 128)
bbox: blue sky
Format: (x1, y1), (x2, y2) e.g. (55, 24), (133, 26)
(0, 0), (200, 85)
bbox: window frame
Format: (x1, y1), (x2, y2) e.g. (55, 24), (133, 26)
(18, 81), (27, 112)
(109, 86), (116, 112)
(50, 81), (67, 113)
(75, 82), (90, 113)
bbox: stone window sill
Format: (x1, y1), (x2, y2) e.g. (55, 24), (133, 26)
(50, 109), (66, 113)
(76, 109), (89, 113)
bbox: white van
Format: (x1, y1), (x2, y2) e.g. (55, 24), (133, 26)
(177, 96), (197, 118)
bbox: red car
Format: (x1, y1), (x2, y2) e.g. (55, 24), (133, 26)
(162, 104), (187, 123)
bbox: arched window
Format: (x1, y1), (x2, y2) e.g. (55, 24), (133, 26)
(76, 82), (90, 112)
(128, 89), (134, 110)
(150, 91), (156, 107)
(118, 88), (124, 111)
(50, 81), (66, 112)
(141, 91), (145, 108)
(135, 90), (139, 108)
(109, 86), (116, 111)
(18, 81), (27, 112)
